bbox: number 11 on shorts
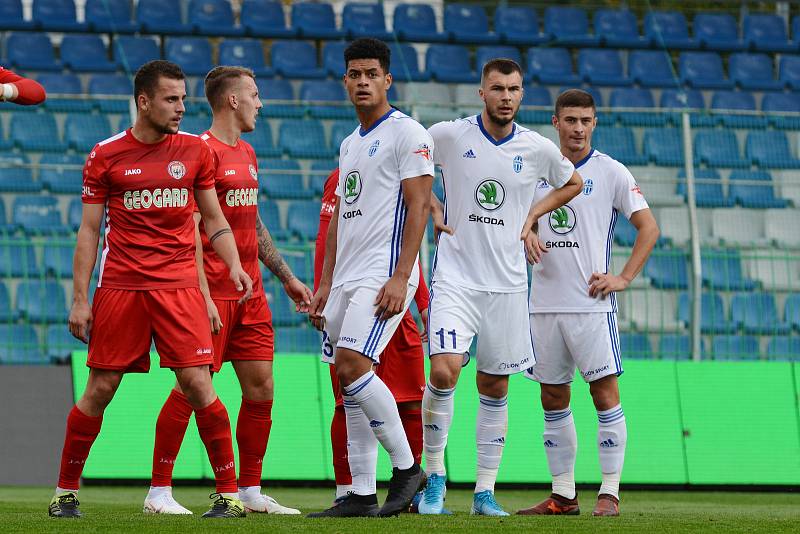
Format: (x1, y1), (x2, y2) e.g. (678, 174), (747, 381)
(436, 328), (457, 349)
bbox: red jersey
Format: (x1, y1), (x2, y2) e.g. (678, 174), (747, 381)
(0, 66), (46, 105)
(82, 129), (216, 290)
(198, 131), (263, 300)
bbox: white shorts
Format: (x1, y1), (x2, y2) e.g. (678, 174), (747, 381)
(321, 276), (416, 364)
(525, 312), (623, 384)
(428, 280), (533, 375)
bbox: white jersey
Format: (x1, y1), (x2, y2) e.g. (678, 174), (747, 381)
(529, 149), (649, 313)
(429, 115), (574, 292)
(332, 108), (434, 287)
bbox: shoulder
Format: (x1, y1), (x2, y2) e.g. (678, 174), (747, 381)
(514, 126), (555, 149)
(589, 150), (633, 180)
(429, 116), (475, 141)
(91, 130), (129, 159)
(388, 110), (429, 137)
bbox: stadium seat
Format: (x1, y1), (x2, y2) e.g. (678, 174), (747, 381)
(711, 90), (768, 129)
(645, 11), (697, 49)
(46, 324), (84, 362)
(426, 45), (479, 84)
(658, 334), (701, 360)
(594, 9), (647, 48)
(388, 43), (430, 82)
(85, 0), (138, 33)
(731, 292), (790, 335)
(241, 122), (280, 158)
(0, 123), (11, 151)
(785, 294), (800, 331)
(693, 13), (744, 52)
(13, 195), (66, 235)
(628, 50), (679, 88)
(165, 37), (213, 76)
(578, 49), (630, 86)
(711, 208), (767, 246)
(728, 53), (782, 91)
(778, 55), (800, 90)
(393, 4), (448, 42)
(610, 88), (667, 127)
(257, 199), (288, 240)
(694, 130), (748, 168)
(178, 115), (210, 135)
(240, 0), (295, 38)
(280, 249), (313, 284)
(766, 336), (800, 361)
(744, 248), (800, 291)
(644, 128), (683, 166)
(89, 74), (131, 113)
(136, 0), (192, 34)
(278, 119), (332, 159)
(676, 168), (732, 208)
(257, 78), (303, 118)
(300, 80), (352, 120)
(679, 52), (734, 89)
(660, 88), (705, 109)
(746, 131), (800, 169)
(0, 282), (16, 321)
(10, 114), (66, 152)
(271, 41), (326, 79)
(444, 4), (498, 44)
(494, 6), (547, 46)
(278, 326), (321, 353)
(545, 6), (599, 47)
(42, 243), (75, 278)
(0, 238), (39, 276)
(476, 46), (524, 76)
(16, 280), (68, 323)
(678, 292), (735, 334)
(710, 335), (760, 360)
(37, 73), (92, 113)
(701, 249), (757, 291)
(7, 32), (61, 71)
(114, 36), (160, 73)
(0, 0), (35, 30)
(291, 2), (343, 39)
(260, 159), (310, 199)
(60, 35), (116, 73)
(65, 114), (111, 152)
(287, 200), (320, 240)
(67, 198), (82, 231)
(517, 86), (552, 124)
(189, 0), (244, 36)
(343, 2), (392, 40)
(322, 41), (348, 78)
(218, 39), (272, 77)
(613, 214), (637, 247)
(32, 0), (87, 32)
(729, 170), (789, 208)
(527, 48), (580, 85)
(619, 333), (653, 359)
(268, 294), (305, 326)
(592, 127), (647, 166)
(330, 121), (357, 154)
(39, 153), (83, 194)
(0, 153), (36, 193)
(762, 92), (800, 129)
(743, 14), (795, 53)
(0, 325), (41, 364)
(308, 161), (336, 195)
(644, 251), (689, 289)
(765, 209), (800, 248)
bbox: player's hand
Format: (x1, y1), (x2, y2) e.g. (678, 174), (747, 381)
(524, 232), (548, 264)
(284, 277), (313, 313)
(229, 266), (253, 304)
(374, 275), (406, 321)
(205, 297), (223, 335)
(419, 307), (429, 343)
(309, 285), (330, 331)
(431, 202), (453, 241)
(68, 300), (92, 343)
(588, 272), (630, 298)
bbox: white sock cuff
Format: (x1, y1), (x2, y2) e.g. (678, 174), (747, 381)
(597, 404), (624, 425)
(544, 407), (572, 424)
(478, 394), (508, 409)
(342, 371), (376, 397)
(426, 382), (455, 399)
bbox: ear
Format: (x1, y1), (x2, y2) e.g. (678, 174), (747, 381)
(137, 93), (148, 111)
(229, 93), (238, 110)
(385, 72), (393, 91)
(551, 114), (558, 129)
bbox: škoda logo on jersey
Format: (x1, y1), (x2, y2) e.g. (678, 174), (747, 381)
(475, 179), (505, 211)
(343, 170), (362, 205)
(549, 205), (576, 235)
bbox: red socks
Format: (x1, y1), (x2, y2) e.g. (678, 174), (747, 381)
(399, 406), (423, 465)
(236, 397), (273, 488)
(151, 389), (193, 487)
(331, 405), (352, 485)
(195, 398), (238, 494)
(58, 406), (103, 490)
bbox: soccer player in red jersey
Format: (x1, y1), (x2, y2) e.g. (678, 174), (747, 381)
(50, 61), (253, 519)
(146, 66), (312, 515)
(0, 66), (46, 105)
(314, 167), (430, 504)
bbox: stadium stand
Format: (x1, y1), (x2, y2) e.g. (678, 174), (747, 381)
(343, 2), (392, 41)
(33, 0), (87, 32)
(291, 1), (343, 40)
(444, 4), (498, 45)
(693, 13), (744, 51)
(494, 6), (547, 46)
(545, 6), (599, 47)
(240, 0), (296, 39)
(85, 0), (138, 34)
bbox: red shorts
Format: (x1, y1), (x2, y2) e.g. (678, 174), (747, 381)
(87, 287), (213, 373)
(331, 311), (425, 406)
(210, 295), (274, 373)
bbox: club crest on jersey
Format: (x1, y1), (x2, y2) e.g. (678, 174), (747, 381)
(343, 170), (362, 205)
(249, 164), (257, 180)
(167, 160), (186, 180)
(549, 205), (577, 235)
(475, 179), (505, 211)
(368, 139), (380, 157)
(513, 155), (523, 173)
(583, 179), (593, 196)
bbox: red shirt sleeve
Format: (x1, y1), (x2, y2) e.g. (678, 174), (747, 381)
(0, 67), (46, 105)
(81, 144), (109, 204)
(413, 259), (430, 312)
(194, 140), (217, 190)
(314, 168), (339, 292)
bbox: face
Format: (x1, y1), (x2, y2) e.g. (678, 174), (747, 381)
(344, 58), (391, 112)
(138, 76), (186, 135)
(553, 106), (597, 154)
(232, 76), (262, 133)
(479, 70), (523, 127)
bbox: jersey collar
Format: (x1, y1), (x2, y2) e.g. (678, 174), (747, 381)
(359, 107), (395, 137)
(574, 148), (595, 169)
(476, 114), (516, 146)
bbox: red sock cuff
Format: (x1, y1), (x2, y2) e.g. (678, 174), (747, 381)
(68, 405), (103, 434)
(167, 389), (194, 416)
(195, 398), (226, 429)
(240, 397), (273, 420)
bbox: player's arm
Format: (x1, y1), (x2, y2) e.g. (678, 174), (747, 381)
(68, 203), (104, 343)
(193, 212), (222, 334)
(413, 261), (430, 342)
(521, 171), (583, 260)
(309, 197), (340, 330)
(430, 189), (453, 238)
(194, 187), (253, 303)
(0, 69), (45, 105)
(256, 214), (312, 312)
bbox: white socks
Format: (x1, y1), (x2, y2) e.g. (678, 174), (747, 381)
(475, 394), (508, 494)
(422, 382), (455, 476)
(238, 486), (261, 500)
(335, 484), (353, 499)
(56, 486), (78, 496)
(597, 404), (626, 499)
(343, 398), (378, 496)
(543, 407), (578, 499)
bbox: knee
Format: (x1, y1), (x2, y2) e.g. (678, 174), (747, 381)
(242, 376), (273, 402)
(589, 377), (620, 411)
(88, 380), (118, 410)
(477, 376), (508, 399)
(429, 364), (457, 390)
(540, 386), (570, 411)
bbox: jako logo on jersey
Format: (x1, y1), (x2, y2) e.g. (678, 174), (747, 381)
(224, 169), (236, 176)
(124, 168), (141, 176)
(167, 160), (186, 180)
(413, 143), (431, 161)
(343, 170), (362, 205)
(226, 187), (258, 207)
(513, 155), (523, 173)
(463, 148), (476, 158)
(475, 179), (505, 211)
(584, 178), (593, 195)
(549, 205), (576, 235)
(368, 139), (380, 157)
(249, 164), (257, 180)
(123, 188), (189, 210)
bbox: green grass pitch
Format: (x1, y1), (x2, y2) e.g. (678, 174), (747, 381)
(2, 486), (799, 533)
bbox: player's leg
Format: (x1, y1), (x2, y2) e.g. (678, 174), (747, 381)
(328, 365), (353, 500)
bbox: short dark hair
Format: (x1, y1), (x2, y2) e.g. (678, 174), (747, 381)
(134, 60), (185, 103)
(481, 58), (523, 84)
(555, 89), (596, 116)
(204, 66), (256, 111)
(344, 38), (390, 74)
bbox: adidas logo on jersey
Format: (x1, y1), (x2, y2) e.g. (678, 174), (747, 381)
(463, 149), (476, 158)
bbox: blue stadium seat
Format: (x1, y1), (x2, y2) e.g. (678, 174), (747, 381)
(330, 121), (357, 154)
(10, 113), (66, 152)
(744, 14), (795, 53)
(444, 4), (498, 44)
(257, 78), (303, 118)
(13, 195), (66, 234)
(17, 280), (68, 323)
(322, 41), (348, 77)
(46, 324), (84, 361)
(89, 74), (131, 113)
(7, 32), (61, 71)
(693, 13), (744, 52)
(766, 336), (800, 361)
(676, 168), (733, 208)
(65, 114), (111, 152)
(610, 88), (667, 127)
(166, 37), (213, 76)
(0, 0), (35, 30)
(0, 153), (36, 193)
(291, 2), (343, 39)
(711, 90), (768, 129)
(114, 36), (160, 72)
(660, 88), (705, 109)
(39, 153), (83, 194)
(393, 4), (448, 43)
(257, 199), (288, 241)
(701, 249), (757, 291)
(426, 45), (479, 84)
(745, 131), (800, 169)
(218, 39), (272, 77)
(592, 127), (647, 166)
(0, 122), (10, 151)
(0, 239), (39, 276)
(729, 53), (782, 91)
(85, 0), (138, 33)
(287, 200), (320, 240)
(60, 35), (116, 73)
(189, 0), (244, 36)
(309, 161), (336, 195)
(240, 0), (296, 38)
(620, 333), (653, 359)
(300, 80), (352, 120)
(494, 6), (547, 46)
(729, 170), (789, 208)
(388, 43), (430, 82)
(137, 0), (191, 34)
(269, 294), (305, 326)
(37, 73), (92, 113)
(0, 282), (16, 321)
(241, 123), (280, 158)
(343, 2), (392, 40)
(517, 85), (552, 124)
(628, 50), (679, 88)
(278, 326), (321, 353)
(0, 325), (41, 364)
(578, 49), (630, 86)
(643, 128), (683, 166)
(645, 11), (697, 49)
(679, 52), (733, 89)
(658, 334), (702, 360)
(67, 197), (82, 231)
(260, 159), (311, 200)
(678, 292), (735, 334)
(785, 294), (800, 331)
(778, 54), (800, 90)
(732, 292), (790, 335)
(762, 92), (800, 129)
(271, 41), (326, 79)
(278, 119), (332, 159)
(476, 46), (524, 75)
(32, 0), (87, 32)
(613, 215), (637, 247)
(643, 251), (689, 289)
(694, 130), (748, 168)
(43, 243), (75, 278)
(711, 335), (760, 360)
(280, 249), (313, 284)
(544, 6), (599, 47)
(594, 9), (647, 48)
(527, 48), (580, 85)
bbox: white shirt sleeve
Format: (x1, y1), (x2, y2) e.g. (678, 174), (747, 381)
(395, 120), (435, 180)
(612, 162), (650, 218)
(427, 121), (452, 168)
(537, 136), (575, 189)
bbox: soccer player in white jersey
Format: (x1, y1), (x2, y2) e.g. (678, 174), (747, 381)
(420, 59), (583, 516)
(308, 38), (434, 518)
(517, 89), (660, 517)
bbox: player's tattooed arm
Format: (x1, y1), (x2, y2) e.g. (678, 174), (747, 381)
(256, 214), (294, 284)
